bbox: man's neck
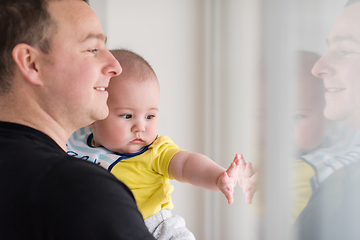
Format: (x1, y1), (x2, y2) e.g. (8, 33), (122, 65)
(0, 95), (70, 151)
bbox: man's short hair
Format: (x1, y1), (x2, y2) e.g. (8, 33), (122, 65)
(0, 0), (89, 95)
(346, 0), (360, 7)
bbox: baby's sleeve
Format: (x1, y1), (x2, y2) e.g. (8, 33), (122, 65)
(150, 136), (184, 179)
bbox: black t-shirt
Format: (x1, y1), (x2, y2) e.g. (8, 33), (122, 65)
(292, 161), (360, 240)
(0, 121), (154, 240)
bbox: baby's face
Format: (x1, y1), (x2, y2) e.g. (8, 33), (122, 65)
(293, 76), (327, 155)
(91, 75), (160, 154)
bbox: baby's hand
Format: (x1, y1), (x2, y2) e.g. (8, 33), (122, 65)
(217, 154), (241, 204)
(238, 156), (258, 204)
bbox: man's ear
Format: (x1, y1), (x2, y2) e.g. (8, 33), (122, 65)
(12, 43), (43, 86)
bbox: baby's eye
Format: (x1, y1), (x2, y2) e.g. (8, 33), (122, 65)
(120, 114), (132, 119)
(294, 114), (306, 120)
(146, 115), (155, 120)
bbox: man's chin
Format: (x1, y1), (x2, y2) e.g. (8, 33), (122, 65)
(340, 119), (360, 131)
(323, 105), (348, 122)
(95, 107), (110, 121)
(324, 110), (360, 131)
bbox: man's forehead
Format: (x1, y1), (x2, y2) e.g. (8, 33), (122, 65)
(326, 35), (360, 45)
(327, 4), (360, 45)
(48, 0), (105, 42)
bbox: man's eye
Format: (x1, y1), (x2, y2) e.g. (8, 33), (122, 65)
(340, 50), (355, 56)
(146, 115), (155, 120)
(89, 48), (99, 53)
(120, 114), (132, 119)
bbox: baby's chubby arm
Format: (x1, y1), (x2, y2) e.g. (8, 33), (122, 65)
(168, 152), (241, 204)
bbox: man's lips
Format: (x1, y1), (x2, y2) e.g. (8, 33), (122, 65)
(94, 87), (107, 91)
(324, 87), (345, 99)
(326, 88), (345, 92)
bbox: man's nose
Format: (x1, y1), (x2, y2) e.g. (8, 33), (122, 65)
(103, 50), (122, 77)
(311, 53), (334, 78)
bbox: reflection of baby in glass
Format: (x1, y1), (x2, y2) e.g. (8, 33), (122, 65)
(67, 49), (253, 239)
(293, 51), (328, 156)
(292, 51), (331, 221)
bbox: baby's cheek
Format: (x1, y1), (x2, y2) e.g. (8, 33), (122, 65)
(303, 126), (324, 151)
(294, 122), (321, 151)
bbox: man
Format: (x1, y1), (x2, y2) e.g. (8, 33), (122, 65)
(311, 0), (360, 132)
(0, 0), (154, 239)
(293, 1), (360, 239)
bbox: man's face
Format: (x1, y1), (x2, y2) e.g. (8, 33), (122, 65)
(38, 0), (121, 131)
(312, 3), (360, 130)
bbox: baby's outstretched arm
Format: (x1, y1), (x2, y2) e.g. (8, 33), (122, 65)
(168, 151), (241, 204)
(238, 157), (258, 204)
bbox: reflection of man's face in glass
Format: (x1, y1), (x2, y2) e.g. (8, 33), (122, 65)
(311, 3), (360, 130)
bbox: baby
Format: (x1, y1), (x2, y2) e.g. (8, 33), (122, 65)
(67, 49), (253, 239)
(291, 51), (331, 221)
(293, 51), (328, 157)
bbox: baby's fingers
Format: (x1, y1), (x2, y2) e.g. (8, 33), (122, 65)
(218, 172), (235, 204)
(226, 154), (241, 179)
(244, 162), (254, 178)
(242, 172), (259, 204)
(239, 154), (246, 172)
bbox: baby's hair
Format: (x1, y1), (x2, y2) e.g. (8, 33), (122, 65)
(297, 51), (320, 78)
(110, 49), (157, 83)
(296, 50), (325, 104)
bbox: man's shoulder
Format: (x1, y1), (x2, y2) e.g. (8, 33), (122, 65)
(33, 149), (153, 239)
